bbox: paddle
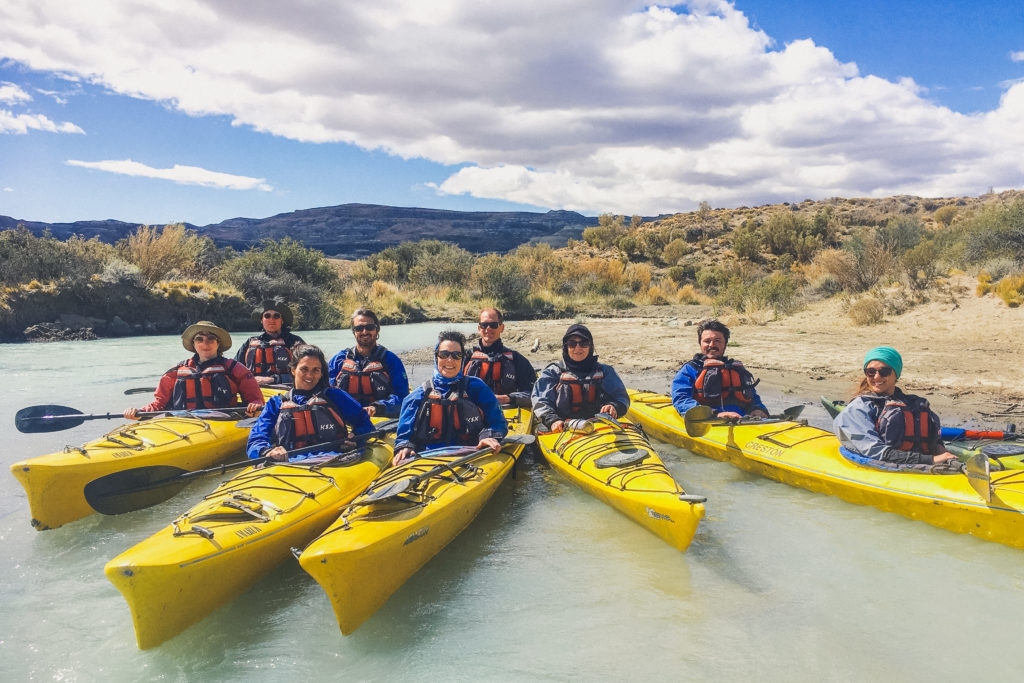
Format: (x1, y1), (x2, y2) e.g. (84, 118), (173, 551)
(964, 451), (993, 504)
(14, 404), (251, 433)
(83, 418), (399, 515)
(360, 434), (536, 503)
(683, 405), (805, 438)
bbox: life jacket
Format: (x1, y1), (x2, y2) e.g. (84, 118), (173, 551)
(333, 346), (392, 405)
(553, 363), (605, 419)
(168, 358), (241, 410)
(464, 346), (518, 395)
(273, 389), (349, 450)
(875, 394), (941, 454)
(242, 336), (293, 376)
(687, 357), (759, 410)
(411, 377), (485, 446)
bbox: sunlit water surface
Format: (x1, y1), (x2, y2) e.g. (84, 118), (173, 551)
(2, 325), (1022, 681)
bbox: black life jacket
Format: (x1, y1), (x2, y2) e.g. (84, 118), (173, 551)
(464, 346), (518, 395)
(875, 394), (941, 454)
(168, 358), (241, 410)
(242, 336), (293, 376)
(411, 377), (485, 446)
(552, 363), (605, 419)
(332, 346), (392, 405)
(274, 389), (350, 450)
(687, 356), (759, 410)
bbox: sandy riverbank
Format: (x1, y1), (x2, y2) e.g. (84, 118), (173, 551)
(397, 278), (1024, 430)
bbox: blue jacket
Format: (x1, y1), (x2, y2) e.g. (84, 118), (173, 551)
(833, 389), (944, 465)
(247, 387), (373, 461)
(327, 345), (410, 418)
(671, 356), (766, 417)
(395, 375), (508, 452)
(531, 361), (629, 428)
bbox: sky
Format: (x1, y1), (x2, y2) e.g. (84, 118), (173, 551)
(0, 0), (1022, 226)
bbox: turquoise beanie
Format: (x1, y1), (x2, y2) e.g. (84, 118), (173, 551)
(863, 346), (902, 378)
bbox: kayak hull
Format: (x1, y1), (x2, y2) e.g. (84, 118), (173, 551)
(298, 407), (534, 635)
(104, 438), (393, 649)
(629, 390), (1024, 550)
(10, 414), (250, 530)
(535, 416), (704, 551)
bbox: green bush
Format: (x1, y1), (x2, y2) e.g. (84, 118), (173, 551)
(933, 205), (958, 227)
(470, 254), (531, 310)
(0, 227), (114, 284)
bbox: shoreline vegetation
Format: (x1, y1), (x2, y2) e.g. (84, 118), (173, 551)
(2, 190), (1023, 422)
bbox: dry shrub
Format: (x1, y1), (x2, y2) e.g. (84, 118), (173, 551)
(676, 284), (702, 304)
(977, 271), (993, 296)
(624, 262), (652, 292)
(809, 249), (859, 291)
(846, 296), (885, 325)
(994, 273), (1024, 307)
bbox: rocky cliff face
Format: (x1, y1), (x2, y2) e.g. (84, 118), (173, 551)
(1, 203), (599, 257)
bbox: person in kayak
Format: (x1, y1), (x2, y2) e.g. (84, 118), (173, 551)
(832, 346), (957, 465)
(462, 307), (536, 408)
(531, 323), (629, 432)
(123, 321), (265, 418)
(234, 300), (305, 386)
(671, 318), (768, 420)
(392, 329), (508, 466)
(247, 344), (373, 462)
(328, 308), (410, 418)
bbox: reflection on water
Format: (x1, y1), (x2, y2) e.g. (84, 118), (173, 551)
(2, 326), (1023, 680)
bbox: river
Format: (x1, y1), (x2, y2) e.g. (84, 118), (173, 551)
(2, 325), (1022, 681)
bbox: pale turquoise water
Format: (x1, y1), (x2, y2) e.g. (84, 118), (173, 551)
(2, 325), (1023, 681)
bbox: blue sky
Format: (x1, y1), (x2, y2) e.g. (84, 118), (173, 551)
(1, 1), (1022, 226)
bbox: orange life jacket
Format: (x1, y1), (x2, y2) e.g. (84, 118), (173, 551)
(553, 364), (605, 418)
(411, 378), (484, 446)
(688, 357), (759, 410)
(333, 347), (392, 405)
(242, 336), (293, 376)
(274, 390), (350, 450)
(168, 358), (241, 410)
(464, 347), (517, 394)
(875, 395), (941, 454)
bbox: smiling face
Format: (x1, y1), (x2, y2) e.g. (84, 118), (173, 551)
(565, 335), (591, 362)
(192, 333), (220, 362)
(351, 314), (379, 350)
(478, 310), (504, 346)
(699, 330), (727, 359)
(864, 360), (897, 395)
(293, 355), (324, 391)
(436, 339), (463, 378)
(261, 309), (283, 335)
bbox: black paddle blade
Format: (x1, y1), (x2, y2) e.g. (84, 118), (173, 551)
(123, 387), (157, 395)
(84, 465), (190, 515)
(981, 443), (1024, 458)
(364, 477), (414, 502)
(15, 405), (85, 433)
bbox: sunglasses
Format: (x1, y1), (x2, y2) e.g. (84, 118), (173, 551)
(193, 334), (218, 343)
(262, 312), (282, 319)
(436, 350), (464, 360)
(566, 339), (590, 349)
(864, 367), (893, 378)
(478, 321), (501, 329)
(352, 324), (377, 332)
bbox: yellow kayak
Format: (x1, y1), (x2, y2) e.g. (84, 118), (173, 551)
(10, 409), (255, 530)
(297, 407), (534, 636)
(627, 389), (1024, 551)
(104, 433), (394, 649)
(534, 415), (705, 551)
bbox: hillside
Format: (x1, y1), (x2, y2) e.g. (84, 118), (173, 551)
(0, 204), (600, 258)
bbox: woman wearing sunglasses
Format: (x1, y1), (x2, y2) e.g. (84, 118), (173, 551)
(531, 323), (629, 432)
(392, 329), (507, 466)
(124, 321), (265, 419)
(832, 346), (957, 465)
(234, 300), (305, 386)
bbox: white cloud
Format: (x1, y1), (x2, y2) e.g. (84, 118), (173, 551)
(0, 108), (84, 134)
(1011, 51), (1024, 63)
(3, 187), (13, 192)
(0, 81), (31, 104)
(1, 1), (1022, 213)
(65, 159), (273, 191)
